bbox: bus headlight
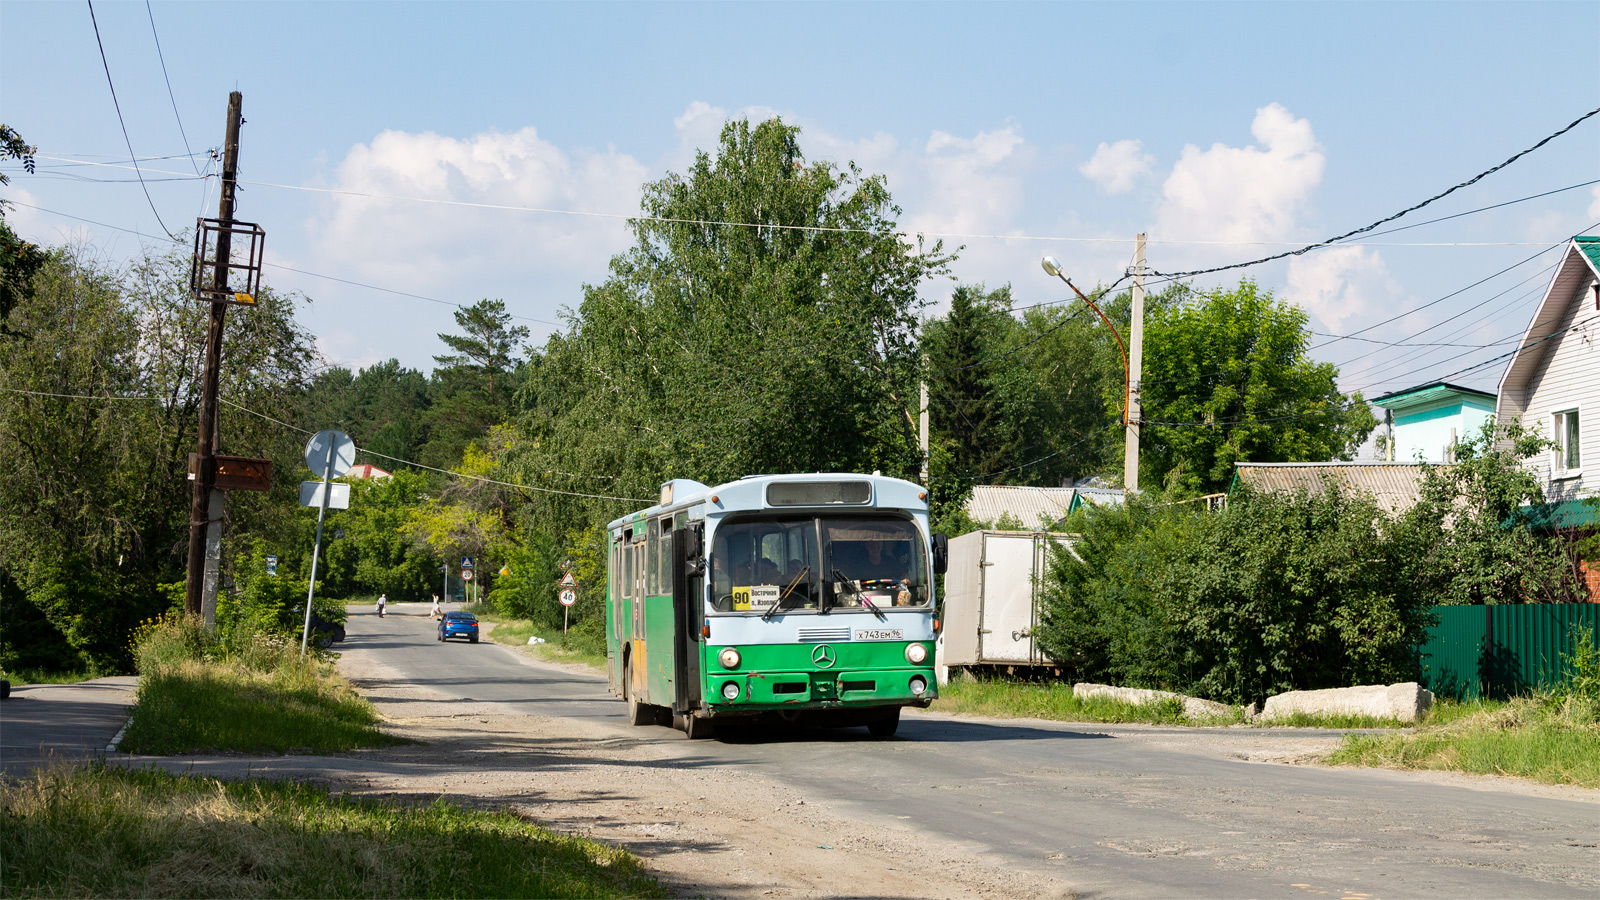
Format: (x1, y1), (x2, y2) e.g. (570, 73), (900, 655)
(721, 680), (741, 700)
(910, 676), (928, 696)
(718, 647), (741, 669)
(905, 643), (927, 664)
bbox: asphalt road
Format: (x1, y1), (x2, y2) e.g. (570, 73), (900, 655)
(358, 605), (1599, 899)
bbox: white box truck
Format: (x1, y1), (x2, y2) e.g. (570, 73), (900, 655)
(937, 530), (1074, 678)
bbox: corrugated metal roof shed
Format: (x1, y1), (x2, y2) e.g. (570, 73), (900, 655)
(966, 485), (1077, 530)
(1232, 462), (1428, 513)
(1069, 486), (1126, 513)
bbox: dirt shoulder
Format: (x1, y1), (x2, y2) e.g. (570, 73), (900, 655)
(337, 635), (1078, 900)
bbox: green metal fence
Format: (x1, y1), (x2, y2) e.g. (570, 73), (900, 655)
(1419, 604), (1600, 700)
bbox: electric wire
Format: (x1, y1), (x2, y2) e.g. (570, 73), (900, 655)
(85, 0), (178, 240)
(1147, 105), (1600, 282)
(144, 0), (198, 175)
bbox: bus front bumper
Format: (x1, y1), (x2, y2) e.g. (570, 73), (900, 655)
(707, 667), (936, 711)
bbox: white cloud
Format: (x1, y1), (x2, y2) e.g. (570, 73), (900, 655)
(304, 125), (649, 316)
(1589, 183), (1600, 220)
(1283, 245), (1403, 333)
(1157, 103), (1325, 243)
(1079, 139), (1154, 194)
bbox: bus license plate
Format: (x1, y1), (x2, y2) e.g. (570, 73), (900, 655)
(854, 628), (903, 641)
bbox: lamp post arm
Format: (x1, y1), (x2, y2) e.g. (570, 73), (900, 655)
(1058, 275), (1131, 425)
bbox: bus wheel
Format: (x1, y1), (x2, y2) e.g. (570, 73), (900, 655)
(867, 707), (900, 738)
(625, 661), (654, 726)
(683, 713), (716, 740)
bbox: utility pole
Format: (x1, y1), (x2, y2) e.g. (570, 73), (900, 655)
(919, 378), (930, 487)
(1124, 233), (1146, 493)
(184, 92), (242, 617)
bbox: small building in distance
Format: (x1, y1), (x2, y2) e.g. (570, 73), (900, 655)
(964, 484), (1127, 531)
(345, 463), (393, 480)
(1231, 462), (1428, 515)
(1370, 381), (1496, 463)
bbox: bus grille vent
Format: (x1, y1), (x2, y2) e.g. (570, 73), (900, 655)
(797, 626), (851, 642)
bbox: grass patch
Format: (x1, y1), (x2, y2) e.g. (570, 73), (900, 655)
(931, 679), (1237, 726)
(1329, 694), (1600, 788)
(0, 667), (103, 687)
(0, 763), (667, 899)
(120, 618), (400, 755)
(471, 608), (607, 670)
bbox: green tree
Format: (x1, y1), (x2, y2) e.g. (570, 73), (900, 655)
(506, 117), (953, 531)
(924, 284), (1026, 483)
(1397, 422), (1581, 605)
(433, 299), (529, 397)
(1140, 280), (1376, 494)
(0, 244), (316, 671)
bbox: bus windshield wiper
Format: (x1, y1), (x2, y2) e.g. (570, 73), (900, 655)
(764, 566), (810, 621)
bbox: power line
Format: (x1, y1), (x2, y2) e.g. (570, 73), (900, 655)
(8, 201), (565, 330)
(144, 0), (198, 175)
(1148, 105), (1600, 281)
(85, 0), (178, 240)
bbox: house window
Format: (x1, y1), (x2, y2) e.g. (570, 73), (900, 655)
(1554, 409), (1581, 475)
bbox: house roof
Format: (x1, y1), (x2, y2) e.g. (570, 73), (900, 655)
(1231, 462), (1429, 513)
(1497, 237), (1600, 410)
(346, 464), (393, 480)
(1068, 486), (1126, 513)
(1370, 381), (1496, 412)
(965, 484), (1076, 530)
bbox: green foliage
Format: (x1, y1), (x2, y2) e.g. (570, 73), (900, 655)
(0, 245), (316, 672)
(1395, 422), (1580, 605)
(1140, 280), (1377, 493)
(505, 117), (953, 533)
(1561, 625), (1600, 703)
(432, 298), (529, 396)
(1038, 487), (1431, 705)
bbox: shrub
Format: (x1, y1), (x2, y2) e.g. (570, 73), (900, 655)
(1038, 487), (1432, 705)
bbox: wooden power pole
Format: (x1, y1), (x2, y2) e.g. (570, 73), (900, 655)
(184, 92), (242, 616)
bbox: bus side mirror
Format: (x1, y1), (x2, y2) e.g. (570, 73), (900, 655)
(685, 526), (705, 574)
(932, 533), (948, 575)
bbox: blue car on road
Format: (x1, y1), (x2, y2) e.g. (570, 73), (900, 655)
(438, 611), (479, 643)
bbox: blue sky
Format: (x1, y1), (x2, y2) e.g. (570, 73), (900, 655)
(4, 1), (1598, 399)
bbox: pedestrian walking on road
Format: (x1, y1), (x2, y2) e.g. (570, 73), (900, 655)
(377, 594), (387, 617)
(430, 595), (441, 619)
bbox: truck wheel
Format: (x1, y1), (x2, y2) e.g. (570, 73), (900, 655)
(867, 707), (900, 737)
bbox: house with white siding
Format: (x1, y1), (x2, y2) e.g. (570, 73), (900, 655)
(1496, 236), (1600, 502)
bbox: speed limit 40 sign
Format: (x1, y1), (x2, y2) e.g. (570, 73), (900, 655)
(559, 589), (577, 607)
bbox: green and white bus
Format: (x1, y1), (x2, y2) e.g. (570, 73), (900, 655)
(605, 473), (948, 738)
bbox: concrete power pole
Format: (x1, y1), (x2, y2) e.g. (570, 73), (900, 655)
(184, 92), (243, 617)
(1124, 233), (1146, 493)
(919, 378), (930, 487)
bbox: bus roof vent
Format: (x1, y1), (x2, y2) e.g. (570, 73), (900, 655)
(767, 480), (872, 507)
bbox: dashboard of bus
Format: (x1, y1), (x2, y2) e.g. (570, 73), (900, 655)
(708, 513), (931, 615)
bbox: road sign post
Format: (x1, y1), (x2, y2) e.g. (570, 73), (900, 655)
(300, 429), (354, 658)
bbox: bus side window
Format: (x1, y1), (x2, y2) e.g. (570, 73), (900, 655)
(646, 518), (660, 597)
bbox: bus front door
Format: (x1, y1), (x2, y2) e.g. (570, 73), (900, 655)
(671, 525), (704, 714)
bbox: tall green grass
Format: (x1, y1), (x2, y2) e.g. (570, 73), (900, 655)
(0, 763), (666, 899)
(1330, 695), (1600, 787)
(931, 679), (1240, 726)
(119, 616), (399, 755)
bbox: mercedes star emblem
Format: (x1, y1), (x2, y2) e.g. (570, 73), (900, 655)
(811, 644), (837, 668)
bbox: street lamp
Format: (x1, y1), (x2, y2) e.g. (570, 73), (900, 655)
(1041, 256), (1131, 425)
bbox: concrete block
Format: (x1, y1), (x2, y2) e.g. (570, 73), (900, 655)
(1073, 683), (1235, 720)
(1259, 682), (1434, 724)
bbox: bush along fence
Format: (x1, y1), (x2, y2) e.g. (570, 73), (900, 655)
(1419, 603), (1600, 700)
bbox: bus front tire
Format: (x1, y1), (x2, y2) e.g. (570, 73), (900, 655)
(867, 707), (900, 738)
(681, 713), (715, 740)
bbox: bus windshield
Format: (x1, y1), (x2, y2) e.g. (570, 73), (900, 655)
(709, 515), (929, 614)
